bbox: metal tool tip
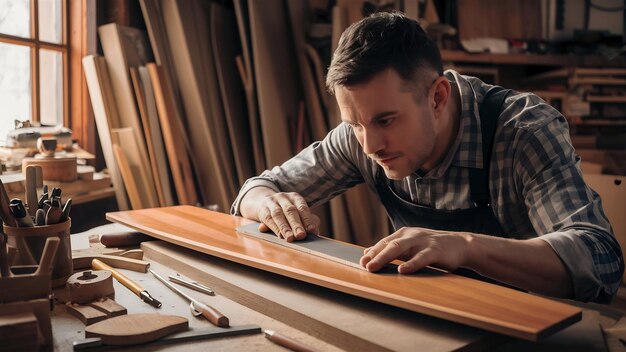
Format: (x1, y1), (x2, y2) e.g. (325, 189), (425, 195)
(264, 329), (275, 338)
(141, 291), (162, 308)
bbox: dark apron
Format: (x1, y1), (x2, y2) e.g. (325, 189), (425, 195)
(374, 86), (513, 283)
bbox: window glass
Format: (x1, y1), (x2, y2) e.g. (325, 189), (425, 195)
(38, 0), (62, 44)
(40, 49), (63, 126)
(0, 42), (31, 145)
(0, 0), (31, 39)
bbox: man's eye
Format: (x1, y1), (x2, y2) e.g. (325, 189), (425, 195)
(379, 118), (394, 127)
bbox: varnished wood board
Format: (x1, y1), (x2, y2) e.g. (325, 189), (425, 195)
(106, 206), (582, 341)
(142, 240), (502, 352)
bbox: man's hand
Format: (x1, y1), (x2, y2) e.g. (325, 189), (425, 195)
(240, 187), (319, 242)
(360, 227), (472, 274)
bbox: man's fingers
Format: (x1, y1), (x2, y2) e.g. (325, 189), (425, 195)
(290, 194), (316, 236)
(397, 248), (435, 274)
(365, 238), (411, 272)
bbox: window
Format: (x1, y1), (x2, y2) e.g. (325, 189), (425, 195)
(0, 0), (67, 145)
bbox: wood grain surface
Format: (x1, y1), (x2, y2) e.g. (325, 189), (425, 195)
(106, 206), (582, 341)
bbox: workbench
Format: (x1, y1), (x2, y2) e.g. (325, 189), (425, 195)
(49, 223), (624, 351)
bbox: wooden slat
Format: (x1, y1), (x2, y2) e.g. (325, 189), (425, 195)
(160, 0), (236, 210)
(210, 2), (255, 187)
(146, 64), (197, 205)
(82, 55), (129, 210)
(138, 66), (174, 206)
(248, 0), (298, 167)
(98, 23), (158, 209)
(233, 0), (266, 173)
(106, 206), (583, 341)
(111, 128), (159, 209)
(129, 67), (167, 207)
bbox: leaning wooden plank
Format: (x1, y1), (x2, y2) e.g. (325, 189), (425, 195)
(82, 55), (129, 210)
(146, 64), (198, 205)
(248, 0), (298, 167)
(160, 0), (235, 211)
(139, 0), (180, 104)
(233, 0), (266, 173)
(130, 67), (166, 207)
(111, 144), (143, 210)
(210, 2), (255, 187)
(98, 23), (158, 208)
(138, 66), (174, 206)
(107, 206), (582, 342)
(111, 128), (159, 209)
(287, 1), (328, 143)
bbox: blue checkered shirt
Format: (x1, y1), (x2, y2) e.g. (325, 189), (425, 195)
(232, 70), (624, 303)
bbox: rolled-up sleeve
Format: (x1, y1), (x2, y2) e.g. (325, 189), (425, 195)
(516, 116), (624, 302)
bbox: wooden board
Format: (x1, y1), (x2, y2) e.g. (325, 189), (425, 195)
(210, 2), (255, 187)
(147, 63), (198, 206)
(111, 128), (158, 209)
(81, 55), (129, 210)
(248, 0), (298, 167)
(98, 24), (158, 208)
(233, 0), (266, 173)
(138, 65), (175, 206)
(106, 206), (583, 341)
(142, 240), (503, 352)
(160, 0), (235, 211)
(129, 67), (167, 207)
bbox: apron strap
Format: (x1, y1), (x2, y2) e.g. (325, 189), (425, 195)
(469, 86), (512, 206)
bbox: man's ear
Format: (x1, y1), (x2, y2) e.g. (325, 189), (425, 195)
(430, 76), (451, 116)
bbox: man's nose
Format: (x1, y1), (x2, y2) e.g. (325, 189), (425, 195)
(361, 128), (384, 156)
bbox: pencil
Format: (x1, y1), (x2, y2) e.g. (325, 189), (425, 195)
(263, 329), (317, 352)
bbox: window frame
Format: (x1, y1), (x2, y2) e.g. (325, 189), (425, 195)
(0, 0), (69, 127)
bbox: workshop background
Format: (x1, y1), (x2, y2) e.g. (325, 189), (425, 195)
(0, 0), (624, 252)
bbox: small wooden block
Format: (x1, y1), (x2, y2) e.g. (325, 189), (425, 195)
(0, 312), (39, 352)
(85, 313), (188, 345)
(88, 298), (127, 317)
(65, 303), (108, 325)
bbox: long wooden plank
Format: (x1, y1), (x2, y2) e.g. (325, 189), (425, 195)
(210, 2), (255, 187)
(129, 67), (166, 207)
(138, 66), (174, 206)
(111, 127), (159, 209)
(160, 0), (234, 211)
(248, 0), (298, 167)
(233, 0), (266, 173)
(106, 206), (582, 341)
(98, 23), (158, 209)
(142, 240), (503, 352)
(146, 64), (197, 205)
(82, 55), (129, 210)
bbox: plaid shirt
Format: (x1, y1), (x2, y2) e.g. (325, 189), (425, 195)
(232, 70), (624, 303)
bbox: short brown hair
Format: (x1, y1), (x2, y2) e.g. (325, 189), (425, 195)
(326, 12), (443, 95)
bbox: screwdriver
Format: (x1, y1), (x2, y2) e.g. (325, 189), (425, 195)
(92, 259), (161, 308)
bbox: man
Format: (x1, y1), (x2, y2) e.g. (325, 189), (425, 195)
(231, 12), (623, 303)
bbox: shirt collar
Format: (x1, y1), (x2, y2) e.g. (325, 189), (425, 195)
(446, 70), (484, 170)
(409, 70), (484, 180)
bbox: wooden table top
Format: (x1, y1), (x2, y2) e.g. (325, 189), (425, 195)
(106, 205), (582, 341)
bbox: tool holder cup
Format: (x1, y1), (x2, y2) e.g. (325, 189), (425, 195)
(4, 218), (72, 287)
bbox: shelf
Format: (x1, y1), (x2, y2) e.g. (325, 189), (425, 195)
(441, 50), (626, 67)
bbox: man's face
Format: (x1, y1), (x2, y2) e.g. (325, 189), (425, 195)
(336, 68), (438, 180)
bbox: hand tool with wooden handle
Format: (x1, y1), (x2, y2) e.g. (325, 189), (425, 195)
(150, 269), (229, 327)
(0, 179), (16, 227)
(25, 165), (40, 217)
(92, 259), (161, 308)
